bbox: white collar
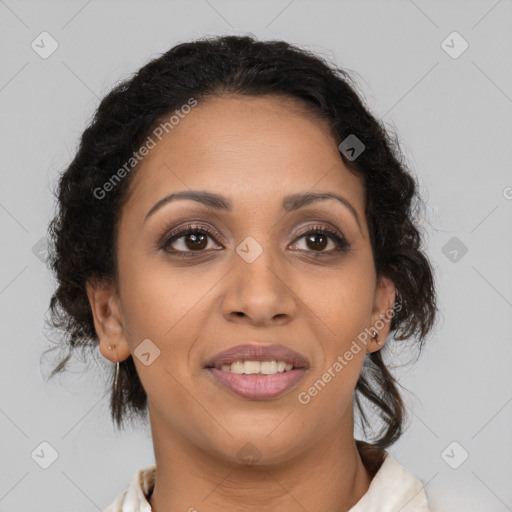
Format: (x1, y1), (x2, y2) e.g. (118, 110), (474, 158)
(348, 450), (430, 511)
(104, 450), (429, 511)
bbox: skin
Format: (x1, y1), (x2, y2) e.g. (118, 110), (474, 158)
(86, 94), (396, 512)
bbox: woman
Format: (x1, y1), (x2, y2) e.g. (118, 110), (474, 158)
(45, 34), (437, 511)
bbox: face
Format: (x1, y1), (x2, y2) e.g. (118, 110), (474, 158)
(88, 94), (395, 464)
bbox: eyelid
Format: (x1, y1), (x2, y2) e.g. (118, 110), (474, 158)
(290, 220), (346, 240)
(158, 220), (349, 256)
(158, 221), (226, 249)
(290, 224), (350, 253)
(274, 206), (355, 236)
(159, 218), (346, 242)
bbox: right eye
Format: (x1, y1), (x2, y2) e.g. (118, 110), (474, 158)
(160, 224), (223, 256)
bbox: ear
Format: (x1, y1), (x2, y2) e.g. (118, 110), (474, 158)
(85, 277), (131, 363)
(368, 275), (397, 353)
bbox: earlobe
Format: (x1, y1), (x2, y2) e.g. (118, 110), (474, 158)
(85, 278), (131, 363)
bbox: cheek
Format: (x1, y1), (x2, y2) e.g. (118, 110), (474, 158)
(117, 246), (204, 339)
(118, 264), (210, 407)
(296, 276), (372, 412)
(298, 259), (375, 335)
(117, 255), (222, 382)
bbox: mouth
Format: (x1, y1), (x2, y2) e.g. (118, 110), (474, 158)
(204, 343), (309, 400)
(205, 343), (309, 371)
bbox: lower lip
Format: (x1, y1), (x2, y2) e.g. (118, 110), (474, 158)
(206, 368), (307, 399)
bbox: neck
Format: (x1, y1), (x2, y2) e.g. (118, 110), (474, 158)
(147, 414), (375, 512)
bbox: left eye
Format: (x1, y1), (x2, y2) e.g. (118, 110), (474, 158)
(290, 227), (349, 253)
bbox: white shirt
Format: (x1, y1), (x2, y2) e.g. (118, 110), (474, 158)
(103, 450), (430, 512)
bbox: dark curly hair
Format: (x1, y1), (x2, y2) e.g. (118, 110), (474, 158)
(43, 34), (437, 454)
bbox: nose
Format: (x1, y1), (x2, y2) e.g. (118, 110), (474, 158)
(221, 246), (297, 327)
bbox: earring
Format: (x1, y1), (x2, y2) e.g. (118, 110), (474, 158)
(373, 332), (381, 345)
(107, 346), (119, 394)
(114, 361), (120, 395)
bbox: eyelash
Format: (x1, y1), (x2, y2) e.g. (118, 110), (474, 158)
(159, 223), (350, 257)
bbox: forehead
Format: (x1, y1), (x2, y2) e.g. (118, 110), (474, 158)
(123, 94), (365, 216)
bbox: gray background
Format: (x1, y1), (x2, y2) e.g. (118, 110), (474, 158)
(1, 0), (511, 510)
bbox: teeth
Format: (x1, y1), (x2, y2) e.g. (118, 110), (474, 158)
(219, 360), (294, 374)
(244, 360), (261, 374)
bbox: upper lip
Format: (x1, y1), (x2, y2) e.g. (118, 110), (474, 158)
(205, 343), (310, 370)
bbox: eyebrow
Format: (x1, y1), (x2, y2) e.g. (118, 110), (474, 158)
(144, 190), (362, 232)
